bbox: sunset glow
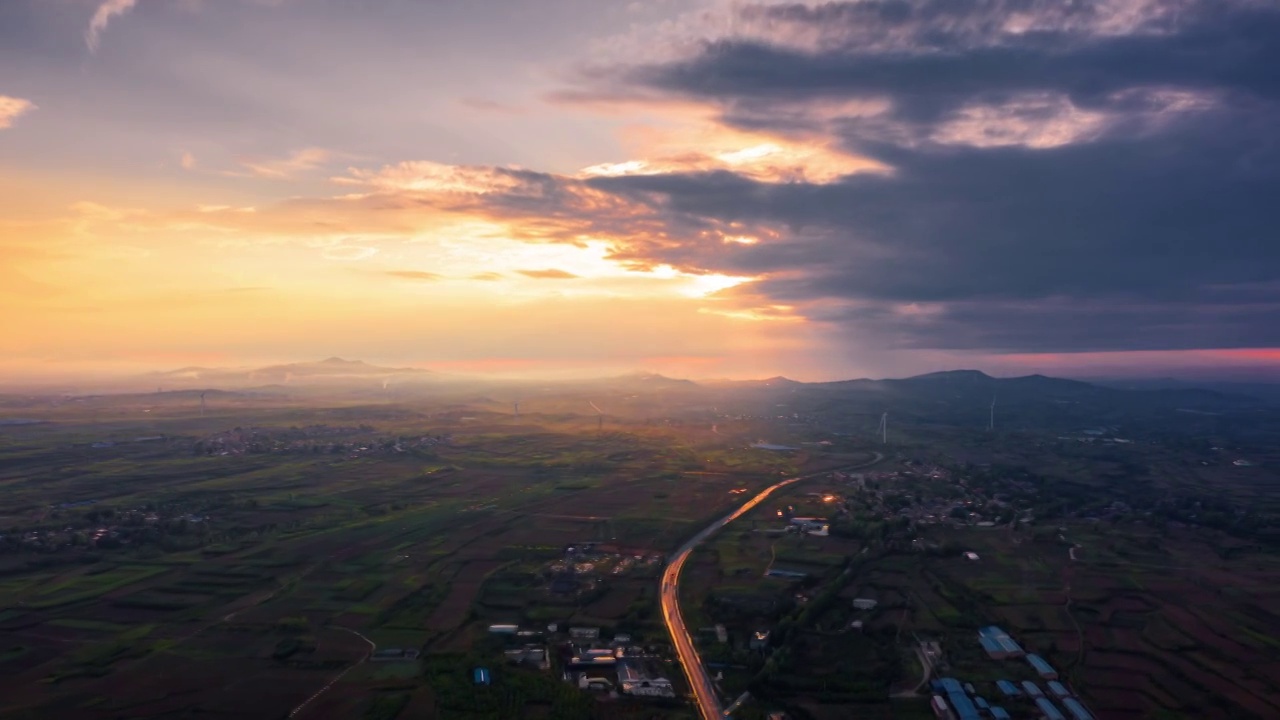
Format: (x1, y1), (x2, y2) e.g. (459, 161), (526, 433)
(2, 0), (1278, 382)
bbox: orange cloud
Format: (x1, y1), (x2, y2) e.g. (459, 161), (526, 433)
(0, 96), (37, 129)
(238, 147), (331, 180)
(518, 268), (579, 279)
(383, 270), (442, 281)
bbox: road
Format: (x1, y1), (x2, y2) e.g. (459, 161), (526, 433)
(660, 453), (883, 719)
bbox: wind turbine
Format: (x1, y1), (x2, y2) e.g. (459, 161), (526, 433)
(513, 400), (520, 418)
(199, 392), (206, 418)
(878, 412), (888, 445)
(589, 401), (604, 431)
(989, 395), (996, 432)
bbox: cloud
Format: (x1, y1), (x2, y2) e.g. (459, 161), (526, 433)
(539, 0), (1280, 354)
(321, 244), (377, 261)
(53, 0), (1279, 362)
(180, 151), (197, 170)
(458, 97), (524, 114)
(517, 268), (579, 279)
(470, 272), (505, 281)
(239, 147), (331, 180)
(0, 96), (37, 129)
(383, 270), (441, 281)
(86, 0), (139, 52)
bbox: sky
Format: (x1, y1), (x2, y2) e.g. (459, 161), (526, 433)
(3, 0), (1280, 382)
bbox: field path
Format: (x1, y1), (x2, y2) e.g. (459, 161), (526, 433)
(289, 626), (376, 718)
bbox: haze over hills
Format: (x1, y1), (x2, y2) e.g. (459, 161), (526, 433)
(144, 358), (437, 390)
(40, 361), (1278, 407)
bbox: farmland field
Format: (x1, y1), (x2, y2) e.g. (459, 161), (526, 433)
(1, 371), (1278, 719)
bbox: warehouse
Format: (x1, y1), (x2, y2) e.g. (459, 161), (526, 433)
(1027, 653), (1059, 679)
(977, 626), (1024, 658)
(946, 691), (979, 720)
(996, 680), (1021, 697)
(1048, 680), (1070, 697)
(1022, 680), (1044, 697)
(1035, 697), (1066, 720)
(1062, 697), (1095, 720)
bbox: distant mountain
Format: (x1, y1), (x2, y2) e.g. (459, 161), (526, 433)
(147, 358), (436, 390)
(900, 369), (994, 383)
(610, 371), (698, 388)
(1093, 377), (1280, 403)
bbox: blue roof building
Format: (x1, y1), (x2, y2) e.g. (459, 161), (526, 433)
(473, 667), (491, 685)
(947, 691), (980, 720)
(939, 678), (964, 694)
(1027, 653), (1059, 679)
(989, 707), (1011, 720)
(1036, 697), (1066, 720)
(979, 625), (1024, 657)
(1022, 680), (1044, 697)
(974, 696), (989, 710)
(1048, 680), (1070, 697)
(1063, 697), (1095, 720)
(996, 680), (1021, 696)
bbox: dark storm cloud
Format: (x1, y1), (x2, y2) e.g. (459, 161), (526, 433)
(562, 0), (1280, 353)
(627, 5), (1280, 141)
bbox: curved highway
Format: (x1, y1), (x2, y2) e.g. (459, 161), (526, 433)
(661, 453), (884, 719)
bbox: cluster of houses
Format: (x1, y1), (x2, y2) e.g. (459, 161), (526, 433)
(928, 625), (1095, 720)
(487, 624), (674, 699)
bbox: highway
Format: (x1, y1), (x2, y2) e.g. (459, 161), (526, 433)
(660, 453), (884, 719)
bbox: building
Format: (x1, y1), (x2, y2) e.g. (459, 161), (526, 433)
(488, 624), (518, 634)
(789, 517), (828, 530)
(1035, 697), (1066, 720)
(1027, 653), (1059, 679)
(978, 626), (1024, 658)
(1048, 680), (1070, 697)
(1022, 680), (1044, 698)
(473, 667), (491, 685)
(937, 678), (963, 694)
(577, 675), (612, 692)
(931, 695), (954, 719)
(996, 680), (1020, 697)
(750, 630), (771, 650)
(852, 598), (878, 610)
(931, 679), (978, 720)
(569, 627), (600, 640)
(764, 568), (808, 579)
(371, 648), (419, 662)
(989, 707), (1011, 720)
(569, 656), (616, 668)
(964, 552), (980, 561)
(1062, 698), (1095, 720)
(617, 662), (675, 698)
(504, 647), (547, 666)
(946, 691), (980, 720)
